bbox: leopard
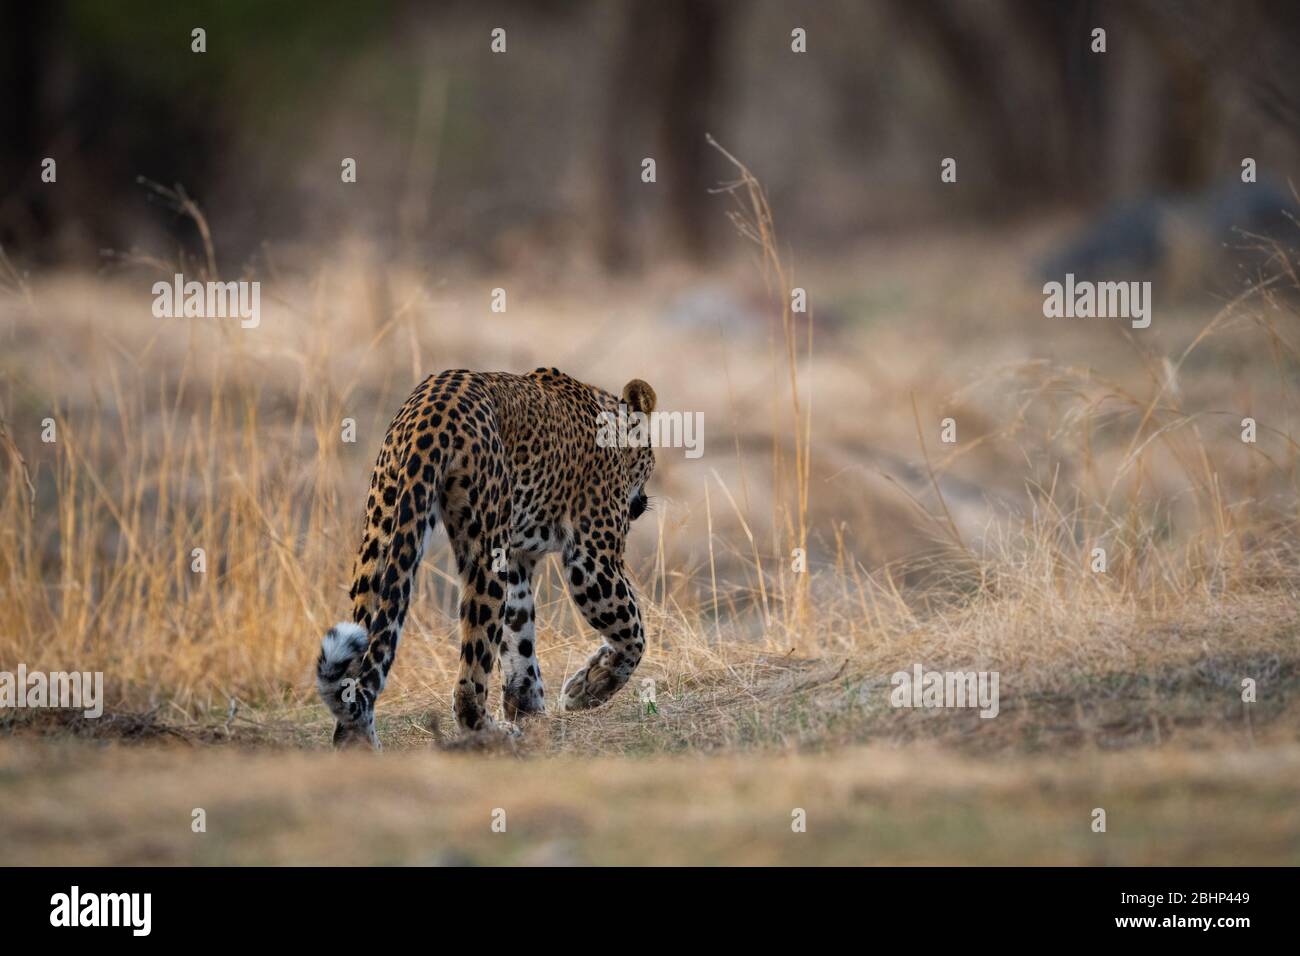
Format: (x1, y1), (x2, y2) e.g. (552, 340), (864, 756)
(316, 367), (657, 748)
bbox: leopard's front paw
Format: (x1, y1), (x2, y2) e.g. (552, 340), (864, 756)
(560, 647), (622, 711)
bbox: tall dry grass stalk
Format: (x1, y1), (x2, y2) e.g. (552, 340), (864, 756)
(707, 135), (814, 642)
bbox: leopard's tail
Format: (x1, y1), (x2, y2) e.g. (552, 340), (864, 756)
(316, 621), (369, 726)
(318, 382), (451, 744)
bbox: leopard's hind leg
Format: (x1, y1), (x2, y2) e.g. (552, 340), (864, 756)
(442, 466), (515, 734)
(499, 553), (544, 720)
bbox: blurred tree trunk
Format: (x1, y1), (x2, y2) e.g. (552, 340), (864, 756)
(0, 0), (60, 259)
(596, 0), (728, 271)
(886, 0), (1058, 205)
(884, 0), (1239, 206)
(1009, 0), (1107, 198)
(1145, 0), (1300, 146)
(658, 0), (727, 262)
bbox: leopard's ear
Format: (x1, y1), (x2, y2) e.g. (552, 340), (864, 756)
(621, 379), (656, 415)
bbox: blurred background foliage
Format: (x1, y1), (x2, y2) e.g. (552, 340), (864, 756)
(2, 0), (1298, 276)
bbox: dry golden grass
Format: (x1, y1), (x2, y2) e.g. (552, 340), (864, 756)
(1, 166), (1299, 863)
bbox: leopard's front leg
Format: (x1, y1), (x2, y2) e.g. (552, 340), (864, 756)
(559, 543), (646, 710)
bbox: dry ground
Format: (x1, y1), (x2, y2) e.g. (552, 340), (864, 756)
(4, 740), (1299, 866)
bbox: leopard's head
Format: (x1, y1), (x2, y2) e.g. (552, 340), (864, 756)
(620, 378), (657, 521)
